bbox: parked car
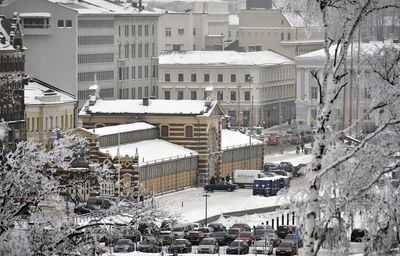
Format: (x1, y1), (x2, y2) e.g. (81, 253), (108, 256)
(186, 230), (205, 245)
(212, 231), (230, 246)
(227, 228), (241, 242)
(226, 240), (250, 254)
(198, 227), (214, 238)
(285, 233), (303, 247)
(138, 221), (160, 236)
(275, 240), (298, 256)
(277, 225), (300, 239)
(231, 223), (251, 232)
(198, 237), (219, 254)
(159, 230), (174, 245)
(124, 227), (141, 242)
(86, 197), (115, 209)
(280, 162), (295, 172)
(236, 231), (255, 246)
(171, 223), (192, 238)
(208, 223), (226, 232)
(204, 182), (238, 192)
(351, 229), (368, 242)
(113, 239), (135, 253)
(168, 238), (192, 253)
(253, 239), (273, 255)
(254, 227), (278, 241)
(137, 236), (162, 253)
(160, 219), (177, 230)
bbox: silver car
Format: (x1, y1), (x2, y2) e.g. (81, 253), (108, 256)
(198, 237), (219, 254)
(253, 239), (273, 255)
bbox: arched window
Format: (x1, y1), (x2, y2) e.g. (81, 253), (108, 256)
(160, 125), (169, 137)
(185, 125), (193, 138)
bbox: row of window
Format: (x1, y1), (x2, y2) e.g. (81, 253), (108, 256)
(78, 19), (114, 28)
(165, 27), (186, 37)
(164, 73), (253, 83)
(160, 125), (194, 138)
(78, 71), (114, 83)
(118, 42), (156, 59)
(119, 24), (155, 37)
(239, 30), (292, 41)
(78, 88), (114, 101)
(78, 53), (114, 64)
(118, 65), (158, 80)
(57, 20), (72, 28)
(21, 18), (50, 29)
(26, 114), (73, 132)
(78, 35), (114, 46)
(164, 89), (251, 101)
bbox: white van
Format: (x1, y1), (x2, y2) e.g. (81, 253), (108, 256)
(233, 170), (266, 188)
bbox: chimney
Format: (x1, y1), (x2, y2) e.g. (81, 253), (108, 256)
(142, 97), (149, 106)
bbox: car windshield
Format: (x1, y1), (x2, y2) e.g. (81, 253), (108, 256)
(199, 228), (209, 233)
(279, 242), (292, 247)
(117, 239), (131, 245)
(255, 240), (269, 247)
(239, 233), (251, 238)
(228, 230), (239, 235)
(230, 241), (241, 246)
(200, 239), (214, 245)
(255, 229), (266, 235)
(175, 240), (186, 244)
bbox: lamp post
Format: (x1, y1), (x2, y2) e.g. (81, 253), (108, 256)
(202, 191), (210, 226)
(114, 163), (122, 200)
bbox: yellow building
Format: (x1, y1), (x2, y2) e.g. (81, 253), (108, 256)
(25, 78), (76, 149)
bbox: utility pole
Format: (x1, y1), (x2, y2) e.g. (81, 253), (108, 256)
(237, 82), (241, 127)
(279, 93), (283, 154)
(248, 96), (253, 169)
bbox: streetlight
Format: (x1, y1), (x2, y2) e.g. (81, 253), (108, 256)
(202, 191), (210, 226)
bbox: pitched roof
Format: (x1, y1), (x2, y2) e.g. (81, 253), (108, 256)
(25, 78), (76, 105)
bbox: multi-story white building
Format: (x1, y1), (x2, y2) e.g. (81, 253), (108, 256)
(238, 8), (324, 58)
(159, 50), (296, 128)
(146, 0), (230, 50)
(295, 43), (385, 131)
(2, 0), (160, 106)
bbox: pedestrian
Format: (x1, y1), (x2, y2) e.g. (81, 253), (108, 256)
(210, 176), (216, 185)
(300, 143), (305, 152)
(296, 145), (300, 154)
(226, 174), (230, 183)
(221, 177), (225, 182)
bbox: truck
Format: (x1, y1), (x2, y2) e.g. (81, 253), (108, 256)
(253, 176), (290, 197)
(233, 170), (266, 188)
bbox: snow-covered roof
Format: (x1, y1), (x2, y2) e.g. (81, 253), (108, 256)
(295, 42), (400, 60)
(48, 0), (157, 15)
(281, 11), (305, 27)
(90, 122), (156, 136)
(25, 79), (76, 105)
(20, 12), (51, 17)
(0, 17), (12, 52)
(229, 14), (239, 26)
(159, 51), (294, 66)
(79, 99), (219, 117)
(100, 139), (198, 165)
(221, 129), (263, 149)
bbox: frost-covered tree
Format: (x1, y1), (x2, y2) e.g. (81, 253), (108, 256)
(282, 1), (400, 255)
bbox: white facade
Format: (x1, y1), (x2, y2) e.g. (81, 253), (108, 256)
(159, 50), (296, 128)
(238, 9), (324, 58)
(3, 0), (159, 107)
(295, 44), (380, 131)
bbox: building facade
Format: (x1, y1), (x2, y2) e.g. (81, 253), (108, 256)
(238, 9), (324, 58)
(2, 0), (160, 106)
(159, 50), (296, 128)
(78, 87), (226, 185)
(25, 78), (76, 149)
(0, 14), (26, 150)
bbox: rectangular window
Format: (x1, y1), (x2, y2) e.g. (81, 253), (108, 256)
(164, 91), (171, 99)
(131, 25), (136, 36)
(191, 74), (197, 82)
(78, 35), (114, 46)
(118, 25), (121, 36)
(36, 118), (39, 132)
(165, 73), (170, 82)
(144, 24), (149, 36)
(138, 66), (142, 79)
(138, 43), (142, 58)
(78, 53), (114, 64)
(281, 32), (284, 41)
(124, 43), (129, 58)
(144, 86), (149, 97)
(178, 73), (184, 82)
(217, 74), (223, 82)
(118, 44), (121, 59)
(131, 88), (136, 99)
(66, 20), (72, 27)
(132, 44), (136, 58)
(230, 74), (236, 82)
(178, 91), (184, 100)
(217, 91), (223, 101)
(165, 27), (171, 37)
(244, 91), (251, 101)
(58, 20), (64, 27)
(152, 24), (155, 35)
(138, 87), (143, 98)
(204, 74), (210, 82)
(193, 28), (196, 36)
(287, 32), (291, 41)
(144, 65), (149, 78)
(152, 43), (155, 56)
(245, 74), (252, 82)
(311, 87), (318, 99)
(191, 91), (197, 100)
(144, 43), (149, 57)
(125, 25), (129, 36)
(178, 28), (184, 35)
(230, 91), (236, 101)
(138, 25), (142, 36)
(132, 66), (136, 79)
